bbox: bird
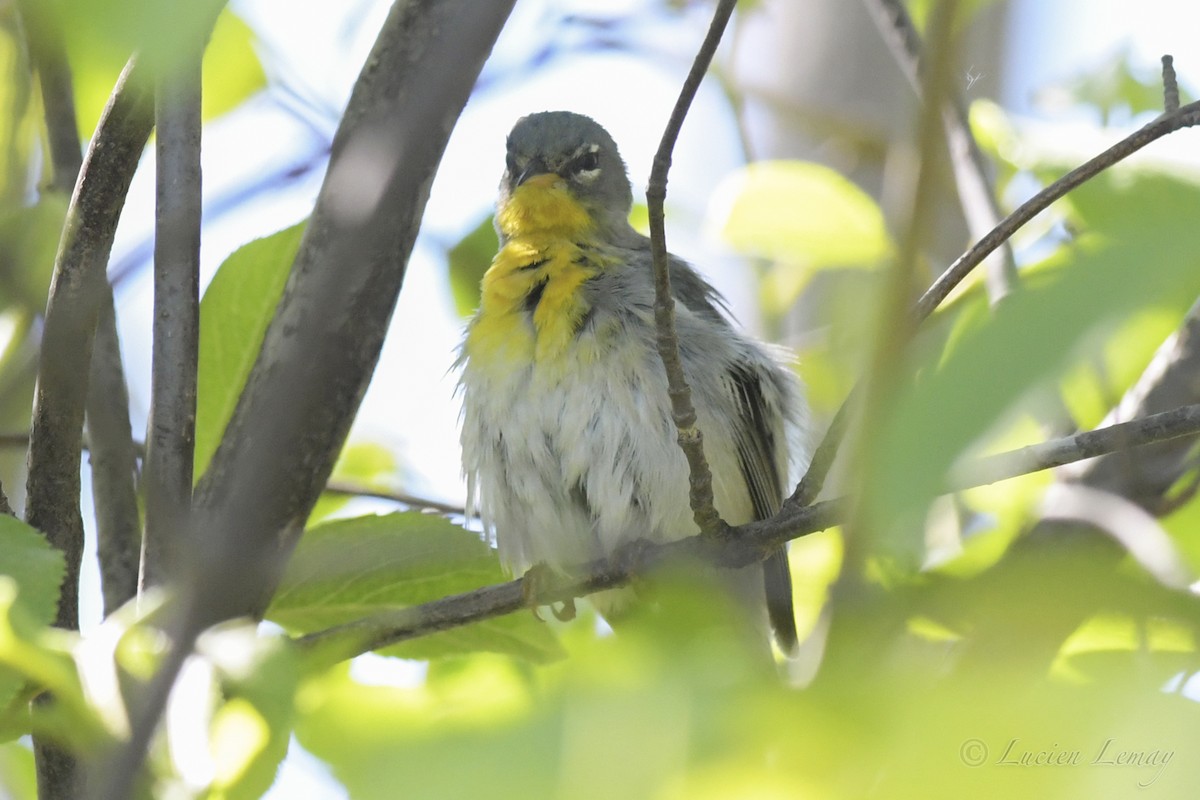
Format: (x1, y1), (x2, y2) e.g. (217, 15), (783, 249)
(457, 110), (811, 653)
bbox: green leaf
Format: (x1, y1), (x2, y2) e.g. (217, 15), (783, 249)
(199, 12), (268, 121)
(310, 442), (404, 525)
(196, 626), (298, 800)
(0, 195), (70, 312)
(446, 216), (497, 318)
(708, 161), (891, 313)
(0, 741), (35, 800)
(268, 513), (563, 663)
(195, 221), (305, 479)
(0, 516), (65, 735)
(868, 221), (1200, 569)
(64, 8), (266, 139)
(1038, 46), (1191, 125)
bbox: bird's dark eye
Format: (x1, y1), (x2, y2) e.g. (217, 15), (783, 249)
(505, 152), (518, 175)
(570, 151), (600, 174)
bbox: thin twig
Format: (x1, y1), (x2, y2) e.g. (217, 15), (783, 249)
(863, 0), (1018, 303)
(916, 97), (1200, 320)
(647, 0), (737, 537)
(322, 481), (465, 516)
(142, 45), (203, 588)
(1162, 55), (1179, 114)
(786, 95), (1200, 516)
(952, 403), (1200, 490)
(297, 402), (1200, 661)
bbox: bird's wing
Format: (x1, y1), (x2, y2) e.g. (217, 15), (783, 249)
(727, 363), (797, 654)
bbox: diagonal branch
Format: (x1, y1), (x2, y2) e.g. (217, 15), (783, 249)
(784, 93), (1200, 517)
(88, 6), (519, 798)
(298, 402), (1200, 662)
(647, 0), (738, 537)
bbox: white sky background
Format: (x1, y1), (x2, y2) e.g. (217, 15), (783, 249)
(69, 0), (1200, 796)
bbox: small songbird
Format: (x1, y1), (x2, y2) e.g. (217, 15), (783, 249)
(457, 111), (810, 652)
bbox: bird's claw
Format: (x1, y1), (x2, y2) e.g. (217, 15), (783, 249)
(522, 563), (577, 622)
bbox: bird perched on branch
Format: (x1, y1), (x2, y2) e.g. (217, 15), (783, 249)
(458, 110), (810, 653)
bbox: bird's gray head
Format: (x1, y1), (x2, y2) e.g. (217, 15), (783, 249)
(498, 111), (634, 236)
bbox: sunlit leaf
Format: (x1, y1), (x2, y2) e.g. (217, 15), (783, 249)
(195, 221), (305, 479)
(63, 7), (266, 138)
(268, 513), (563, 663)
(0, 517), (65, 736)
(197, 626), (298, 800)
(708, 160), (891, 313)
(0, 740), (35, 800)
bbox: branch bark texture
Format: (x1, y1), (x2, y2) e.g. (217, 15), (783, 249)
(189, 0), (517, 629)
(647, 0), (737, 537)
(142, 47), (203, 587)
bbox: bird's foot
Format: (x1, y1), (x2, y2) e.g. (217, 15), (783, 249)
(521, 562), (577, 622)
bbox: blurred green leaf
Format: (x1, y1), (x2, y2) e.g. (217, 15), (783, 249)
(0, 516), (65, 736)
(268, 513), (564, 663)
(197, 626), (298, 800)
(0, 24), (39, 206)
(869, 211), (1200, 568)
(447, 216), (497, 318)
(907, 0), (999, 33)
(709, 160), (891, 314)
(63, 8), (266, 138)
(195, 220), (305, 479)
(0, 194), (68, 312)
(0, 740), (35, 800)
(1037, 46), (1191, 125)
(310, 441), (404, 524)
(199, 12), (268, 121)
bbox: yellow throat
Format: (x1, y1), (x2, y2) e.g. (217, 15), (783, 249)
(468, 174), (603, 369)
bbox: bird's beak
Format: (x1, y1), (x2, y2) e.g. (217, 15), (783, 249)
(515, 159), (555, 187)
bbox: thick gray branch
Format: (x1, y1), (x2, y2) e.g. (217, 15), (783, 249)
(142, 48), (203, 587)
(187, 0), (517, 627)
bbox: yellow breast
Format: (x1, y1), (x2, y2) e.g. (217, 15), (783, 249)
(465, 177), (605, 373)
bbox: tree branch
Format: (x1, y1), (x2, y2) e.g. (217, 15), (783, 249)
(297, 402), (1200, 662)
(915, 96), (1200, 320)
(647, 0), (737, 537)
(16, 0), (144, 622)
(26, 56), (151, 628)
(21, 46), (152, 800)
(87, 291), (142, 614)
(863, 0), (1019, 303)
(15, 0), (81, 193)
(87, 5), (519, 797)
(141, 43), (203, 588)
(785, 94), (1200, 517)
(847, 0), (959, 549)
